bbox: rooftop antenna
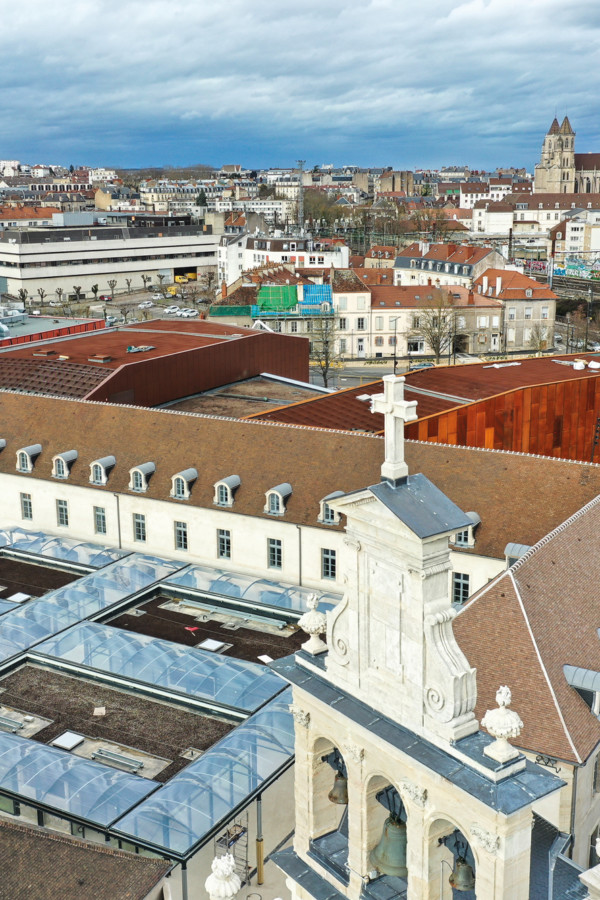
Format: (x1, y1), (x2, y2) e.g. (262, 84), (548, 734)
(297, 160), (305, 236)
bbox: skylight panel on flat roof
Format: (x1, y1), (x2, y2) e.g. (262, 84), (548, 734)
(33, 621), (285, 715)
(112, 691), (293, 857)
(165, 565), (341, 615)
(0, 527), (129, 568)
(0, 730), (158, 827)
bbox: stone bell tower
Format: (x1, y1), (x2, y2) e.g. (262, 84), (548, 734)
(272, 375), (563, 900)
(534, 116), (576, 193)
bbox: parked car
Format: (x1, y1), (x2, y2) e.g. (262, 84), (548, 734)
(152, 293), (162, 301)
(138, 300), (153, 309)
(181, 310), (199, 318)
(105, 315), (117, 326)
(164, 305), (180, 314)
(588, 342), (600, 352)
(554, 334), (563, 343)
(409, 361), (435, 370)
(99, 294), (111, 301)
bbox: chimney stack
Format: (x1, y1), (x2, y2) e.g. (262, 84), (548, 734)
(482, 275), (489, 293)
(468, 291), (475, 305)
(496, 276), (502, 295)
(221, 280), (227, 299)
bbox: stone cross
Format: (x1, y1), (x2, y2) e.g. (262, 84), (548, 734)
(370, 375), (418, 482)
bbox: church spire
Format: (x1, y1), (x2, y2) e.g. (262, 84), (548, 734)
(548, 117), (560, 134)
(560, 115), (574, 135)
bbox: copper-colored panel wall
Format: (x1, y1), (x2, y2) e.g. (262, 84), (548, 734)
(85, 332), (309, 407)
(406, 376), (600, 462)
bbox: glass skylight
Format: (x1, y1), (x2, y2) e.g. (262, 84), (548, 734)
(113, 690), (293, 857)
(33, 621), (285, 714)
(0, 730), (158, 827)
(0, 553), (183, 664)
(165, 564), (341, 614)
(0, 526), (129, 568)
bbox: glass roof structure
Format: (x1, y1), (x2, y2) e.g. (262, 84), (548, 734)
(0, 526), (129, 568)
(0, 600), (18, 616)
(165, 565), (341, 615)
(113, 690), (294, 857)
(0, 730), (158, 827)
(0, 553), (183, 664)
(34, 621), (285, 715)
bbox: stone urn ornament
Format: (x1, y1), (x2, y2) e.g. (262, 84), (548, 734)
(481, 686), (523, 763)
(204, 853), (241, 900)
(298, 593), (327, 655)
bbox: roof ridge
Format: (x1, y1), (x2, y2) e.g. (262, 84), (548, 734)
(509, 570), (582, 763)
(511, 492), (600, 572)
(405, 438), (600, 466)
(0, 389), (384, 439)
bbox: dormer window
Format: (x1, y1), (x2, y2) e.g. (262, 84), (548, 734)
(129, 462), (155, 493)
(451, 511), (481, 549)
(89, 456), (116, 486)
(171, 468), (197, 500)
(214, 475), (241, 508)
(16, 444), (42, 473)
(319, 491), (344, 525)
(52, 450), (77, 479)
(264, 483), (292, 516)
(525, 288), (532, 298)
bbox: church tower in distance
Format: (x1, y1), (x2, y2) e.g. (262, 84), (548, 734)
(534, 116), (576, 193)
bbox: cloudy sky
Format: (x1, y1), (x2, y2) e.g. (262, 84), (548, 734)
(2, 0), (599, 171)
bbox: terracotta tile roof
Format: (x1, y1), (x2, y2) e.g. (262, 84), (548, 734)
(473, 200), (514, 212)
(0, 819), (170, 900)
(352, 268), (395, 285)
(473, 268), (558, 300)
(365, 245), (397, 258)
(368, 284), (502, 309)
(349, 255), (366, 267)
(460, 183), (489, 193)
(397, 242), (493, 264)
(455, 496), (600, 763)
(0, 205), (61, 219)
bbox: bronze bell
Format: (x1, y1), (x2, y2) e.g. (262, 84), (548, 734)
(449, 855), (475, 892)
(328, 771), (348, 805)
(370, 815), (408, 878)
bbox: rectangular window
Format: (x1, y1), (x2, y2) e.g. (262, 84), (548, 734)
(20, 493), (32, 521)
(357, 296), (366, 310)
(374, 336), (384, 346)
(407, 339), (424, 353)
(290, 320), (298, 333)
(339, 338), (347, 353)
(541, 306), (549, 319)
(322, 548), (337, 580)
(94, 506), (106, 535)
(412, 316), (421, 328)
(338, 317), (347, 331)
(175, 521), (188, 551)
(453, 572), (470, 605)
(525, 307), (532, 319)
(454, 529), (469, 547)
(218, 529), (231, 559)
(268, 538), (282, 569)
(375, 316), (383, 330)
(56, 499), (69, 527)
(492, 316), (500, 327)
(357, 317), (366, 331)
(133, 513), (146, 542)
(338, 296), (347, 311)
(508, 307), (516, 320)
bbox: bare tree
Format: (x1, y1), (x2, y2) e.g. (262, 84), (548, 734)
(125, 278), (133, 294)
(107, 279), (117, 301)
(156, 273), (168, 298)
(410, 288), (458, 363)
(119, 305), (133, 323)
(17, 288), (29, 308)
(186, 283), (200, 307)
(528, 323), (549, 354)
(72, 285), (83, 303)
(55, 287), (64, 307)
(90, 284), (99, 303)
(408, 207), (450, 241)
(142, 274), (151, 291)
(309, 312), (342, 387)
(37, 288), (47, 306)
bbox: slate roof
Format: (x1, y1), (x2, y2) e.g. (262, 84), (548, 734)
(0, 820), (170, 900)
(454, 495), (600, 764)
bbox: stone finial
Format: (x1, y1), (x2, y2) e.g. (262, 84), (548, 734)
(481, 686), (523, 763)
(205, 853), (241, 900)
(298, 593), (327, 655)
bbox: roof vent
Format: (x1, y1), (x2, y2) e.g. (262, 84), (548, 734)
(88, 354), (112, 363)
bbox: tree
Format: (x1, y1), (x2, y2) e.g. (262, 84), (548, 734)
(195, 189), (207, 206)
(141, 274), (151, 291)
(90, 284), (99, 302)
(119, 305), (133, 323)
(156, 273), (167, 297)
(186, 283), (200, 307)
(309, 312), (343, 387)
(125, 278), (133, 294)
(410, 288), (459, 363)
(55, 287), (64, 307)
(107, 279), (117, 300)
(37, 288), (47, 306)
(258, 183), (275, 199)
(17, 288), (28, 308)
(72, 285), (83, 303)
(408, 207), (450, 241)
(528, 323), (549, 354)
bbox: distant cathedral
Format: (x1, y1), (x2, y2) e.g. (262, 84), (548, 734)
(534, 116), (600, 193)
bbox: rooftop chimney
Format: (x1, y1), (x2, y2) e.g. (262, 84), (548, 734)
(221, 280), (227, 299)
(468, 291), (475, 305)
(496, 276), (502, 295)
(482, 275), (489, 294)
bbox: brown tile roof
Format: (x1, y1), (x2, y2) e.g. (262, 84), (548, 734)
(0, 205), (61, 219)
(245, 380), (456, 430)
(2, 392), (600, 562)
(0, 358), (110, 397)
(366, 245), (396, 258)
(455, 495), (600, 763)
(473, 268), (558, 300)
(369, 284), (502, 310)
(575, 153), (600, 170)
(0, 819), (170, 900)
(397, 242), (493, 264)
(352, 268), (395, 285)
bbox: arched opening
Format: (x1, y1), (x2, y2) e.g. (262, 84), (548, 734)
(362, 774), (408, 900)
(428, 817), (477, 900)
(309, 737), (349, 883)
